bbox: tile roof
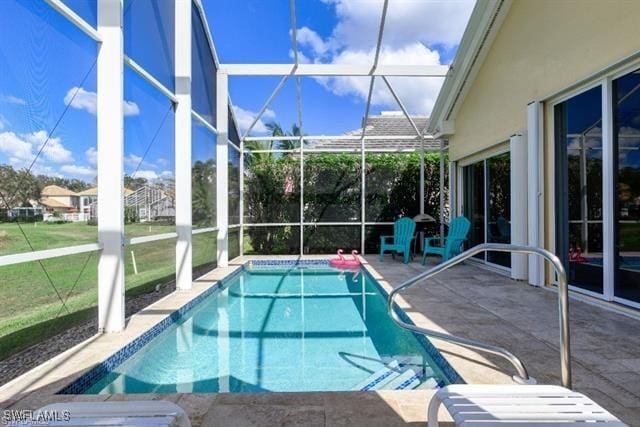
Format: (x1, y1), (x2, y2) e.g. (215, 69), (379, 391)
(41, 185), (78, 197)
(306, 113), (441, 150)
(39, 197), (73, 208)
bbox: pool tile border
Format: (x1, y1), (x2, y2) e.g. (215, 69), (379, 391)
(58, 268), (243, 395)
(359, 267), (464, 385)
(58, 259), (461, 395)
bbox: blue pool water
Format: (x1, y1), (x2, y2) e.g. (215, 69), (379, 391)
(82, 263), (453, 393)
(587, 256), (640, 271)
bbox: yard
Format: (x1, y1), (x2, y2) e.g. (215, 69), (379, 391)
(0, 222), (218, 360)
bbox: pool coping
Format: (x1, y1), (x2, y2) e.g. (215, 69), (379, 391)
(57, 258), (461, 395)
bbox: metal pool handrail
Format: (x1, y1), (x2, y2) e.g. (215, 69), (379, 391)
(387, 243), (571, 388)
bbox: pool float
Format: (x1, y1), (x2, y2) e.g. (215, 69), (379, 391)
(330, 249), (360, 269)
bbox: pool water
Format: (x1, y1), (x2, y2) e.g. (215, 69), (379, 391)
(84, 265), (451, 393)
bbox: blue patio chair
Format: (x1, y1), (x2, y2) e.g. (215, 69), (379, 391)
(422, 216), (471, 265)
(379, 217), (416, 264)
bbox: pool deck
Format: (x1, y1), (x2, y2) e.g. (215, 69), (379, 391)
(1, 255), (639, 425)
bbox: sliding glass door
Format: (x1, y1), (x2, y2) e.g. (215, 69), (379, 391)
(613, 69), (640, 304)
(462, 152), (511, 268)
(554, 68), (640, 307)
(463, 161), (485, 260)
(555, 86), (604, 295)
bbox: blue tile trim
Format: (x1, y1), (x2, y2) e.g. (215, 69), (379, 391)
(360, 369), (397, 391)
(395, 372), (423, 390)
(360, 267), (464, 385)
(246, 259), (330, 269)
(57, 268), (243, 395)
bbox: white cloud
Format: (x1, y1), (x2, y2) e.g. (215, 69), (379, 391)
(124, 153), (144, 168)
(85, 147), (97, 165)
(64, 87), (140, 116)
(123, 100), (140, 116)
(133, 170), (159, 181)
(314, 0), (474, 53)
(232, 106), (276, 135)
(0, 130), (73, 166)
(296, 27), (330, 57)
(315, 44), (445, 114)
(64, 87), (98, 115)
(160, 170), (174, 179)
(0, 94), (27, 105)
(60, 164), (96, 177)
(24, 130), (74, 164)
(295, 0), (474, 116)
(0, 131), (34, 164)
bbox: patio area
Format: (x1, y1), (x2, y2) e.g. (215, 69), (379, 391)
(1, 256), (639, 426)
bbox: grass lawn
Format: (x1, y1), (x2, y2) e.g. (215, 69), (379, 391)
(0, 222), (218, 361)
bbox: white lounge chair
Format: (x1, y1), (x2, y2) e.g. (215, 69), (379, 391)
(31, 401), (190, 427)
(427, 384), (626, 427)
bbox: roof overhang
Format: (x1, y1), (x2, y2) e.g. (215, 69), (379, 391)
(427, 0), (512, 137)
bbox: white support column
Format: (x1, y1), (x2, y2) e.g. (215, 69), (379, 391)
(420, 138), (425, 215)
(300, 137), (304, 255)
(216, 72), (229, 267)
(239, 138), (245, 256)
(510, 133), (528, 280)
(449, 159), (457, 217)
(527, 101), (545, 286)
(602, 78), (615, 301)
(360, 137), (366, 254)
(439, 139), (445, 237)
(97, 0), (125, 332)
(175, 0), (192, 290)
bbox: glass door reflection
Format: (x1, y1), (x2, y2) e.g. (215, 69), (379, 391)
(614, 68), (640, 303)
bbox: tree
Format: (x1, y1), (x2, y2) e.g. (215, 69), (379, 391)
(124, 174), (148, 191)
(0, 165), (41, 208)
(244, 121), (301, 166)
(191, 159), (216, 227)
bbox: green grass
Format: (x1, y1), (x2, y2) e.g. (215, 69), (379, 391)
(620, 223), (640, 251)
(0, 222), (218, 361)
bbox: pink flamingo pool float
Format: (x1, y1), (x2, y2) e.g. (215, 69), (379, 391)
(329, 249), (360, 269)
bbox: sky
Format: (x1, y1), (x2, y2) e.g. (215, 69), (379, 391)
(206, 0), (475, 135)
(0, 0), (475, 186)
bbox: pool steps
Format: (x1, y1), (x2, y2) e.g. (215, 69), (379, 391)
(354, 358), (442, 391)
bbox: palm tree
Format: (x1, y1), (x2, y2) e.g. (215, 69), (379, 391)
(244, 121), (302, 166)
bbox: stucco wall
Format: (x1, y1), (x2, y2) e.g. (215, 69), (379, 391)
(449, 0), (640, 162)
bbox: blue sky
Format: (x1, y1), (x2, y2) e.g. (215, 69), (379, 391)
(0, 0), (474, 185)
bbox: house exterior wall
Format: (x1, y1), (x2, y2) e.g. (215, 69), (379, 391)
(48, 195), (77, 208)
(449, 0), (640, 162)
(447, 0), (640, 277)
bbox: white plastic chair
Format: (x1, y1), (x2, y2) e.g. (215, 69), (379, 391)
(427, 384), (626, 427)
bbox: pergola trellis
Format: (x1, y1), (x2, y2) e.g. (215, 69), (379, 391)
(217, 0), (450, 263)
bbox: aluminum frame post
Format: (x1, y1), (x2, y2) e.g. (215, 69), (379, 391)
(97, 0), (125, 332)
(175, 0), (192, 289)
(216, 72), (229, 267)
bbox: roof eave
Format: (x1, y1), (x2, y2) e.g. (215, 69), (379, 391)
(427, 0), (512, 136)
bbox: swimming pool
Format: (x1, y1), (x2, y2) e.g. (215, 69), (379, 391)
(62, 260), (459, 394)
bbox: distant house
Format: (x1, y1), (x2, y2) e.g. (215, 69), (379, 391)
(34, 185), (161, 222)
(77, 187), (98, 219)
(38, 185), (83, 221)
(124, 185), (175, 222)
